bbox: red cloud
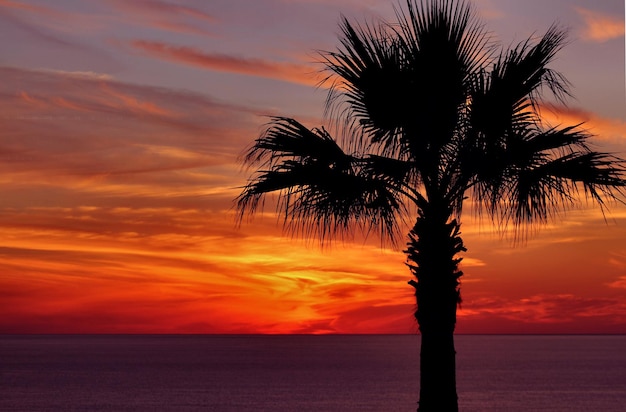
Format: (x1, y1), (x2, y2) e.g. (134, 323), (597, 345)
(131, 40), (322, 87)
(608, 276), (626, 289)
(457, 293), (626, 333)
(541, 103), (626, 144)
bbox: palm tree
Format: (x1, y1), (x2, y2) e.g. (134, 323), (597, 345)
(236, 0), (626, 410)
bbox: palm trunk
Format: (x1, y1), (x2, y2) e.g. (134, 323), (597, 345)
(405, 204), (465, 412)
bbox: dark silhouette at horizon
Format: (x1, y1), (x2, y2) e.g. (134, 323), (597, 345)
(236, 0), (626, 410)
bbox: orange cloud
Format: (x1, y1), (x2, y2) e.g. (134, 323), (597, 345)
(1, 67), (418, 334)
(98, 83), (178, 118)
(2, 201), (626, 334)
(2, 53), (626, 334)
(541, 103), (626, 144)
(17, 90), (47, 108)
(608, 276), (626, 289)
(15, 74), (178, 119)
(0, 204), (412, 334)
(575, 7), (625, 43)
(131, 40), (322, 87)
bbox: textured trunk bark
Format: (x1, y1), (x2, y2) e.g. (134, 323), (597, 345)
(405, 204), (465, 412)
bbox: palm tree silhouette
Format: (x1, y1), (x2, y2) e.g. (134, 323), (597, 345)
(236, 0), (625, 410)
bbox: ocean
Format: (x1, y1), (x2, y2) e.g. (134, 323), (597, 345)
(1, 334), (625, 411)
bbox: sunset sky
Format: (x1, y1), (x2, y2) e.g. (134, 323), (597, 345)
(1, 0), (625, 334)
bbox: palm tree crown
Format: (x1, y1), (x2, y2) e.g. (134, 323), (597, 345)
(237, 0), (624, 242)
(236, 0), (625, 410)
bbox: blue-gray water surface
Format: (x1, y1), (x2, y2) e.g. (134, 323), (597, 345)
(1, 334), (625, 411)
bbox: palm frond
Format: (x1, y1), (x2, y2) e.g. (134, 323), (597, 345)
(320, 17), (406, 151)
(394, 0), (491, 155)
(237, 117), (408, 243)
(243, 116), (347, 168)
(498, 24), (570, 102)
(398, 0), (492, 79)
(469, 24), (570, 143)
(471, 123), (626, 231)
(540, 151), (626, 203)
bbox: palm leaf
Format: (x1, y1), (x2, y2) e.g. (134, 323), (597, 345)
(394, 0), (491, 156)
(469, 25), (570, 144)
(472, 124), (626, 228)
(320, 17), (407, 151)
(237, 117), (407, 242)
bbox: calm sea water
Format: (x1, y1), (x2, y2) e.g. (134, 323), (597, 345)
(1, 335), (625, 411)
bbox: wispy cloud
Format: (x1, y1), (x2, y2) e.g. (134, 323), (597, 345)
(0, 203), (410, 333)
(0, 0), (109, 34)
(0, 0), (68, 19)
(467, 294), (625, 322)
(113, 0), (216, 22)
(2, 0), (625, 335)
(0, 2), (121, 73)
(472, 0), (507, 20)
(42, 69), (114, 80)
(130, 40), (322, 87)
(0, 6), (84, 47)
(608, 276), (626, 289)
(575, 7), (625, 42)
(458, 293), (626, 333)
(541, 103), (626, 145)
(107, 0), (217, 36)
(0, 66), (261, 211)
(0, 65), (415, 334)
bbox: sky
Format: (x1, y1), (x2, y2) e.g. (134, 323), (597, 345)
(0, 0), (625, 334)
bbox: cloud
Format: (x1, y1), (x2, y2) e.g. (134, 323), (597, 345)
(111, 0), (216, 22)
(0, 141), (413, 335)
(0, 0), (110, 34)
(1, 65), (259, 175)
(42, 69), (114, 80)
(107, 0), (218, 36)
(0, 63), (276, 258)
(607, 276), (626, 289)
(300, 302), (416, 334)
(575, 7), (625, 43)
(541, 103), (626, 145)
(472, 0), (506, 20)
(3, 0), (214, 38)
(0, 6), (84, 48)
(607, 251), (626, 289)
(130, 40), (322, 87)
(0, 0), (67, 19)
(0, 204), (410, 333)
(0, 70), (410, 333)
(460, 293), (626, 322)
(0, 3), (122, 73)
